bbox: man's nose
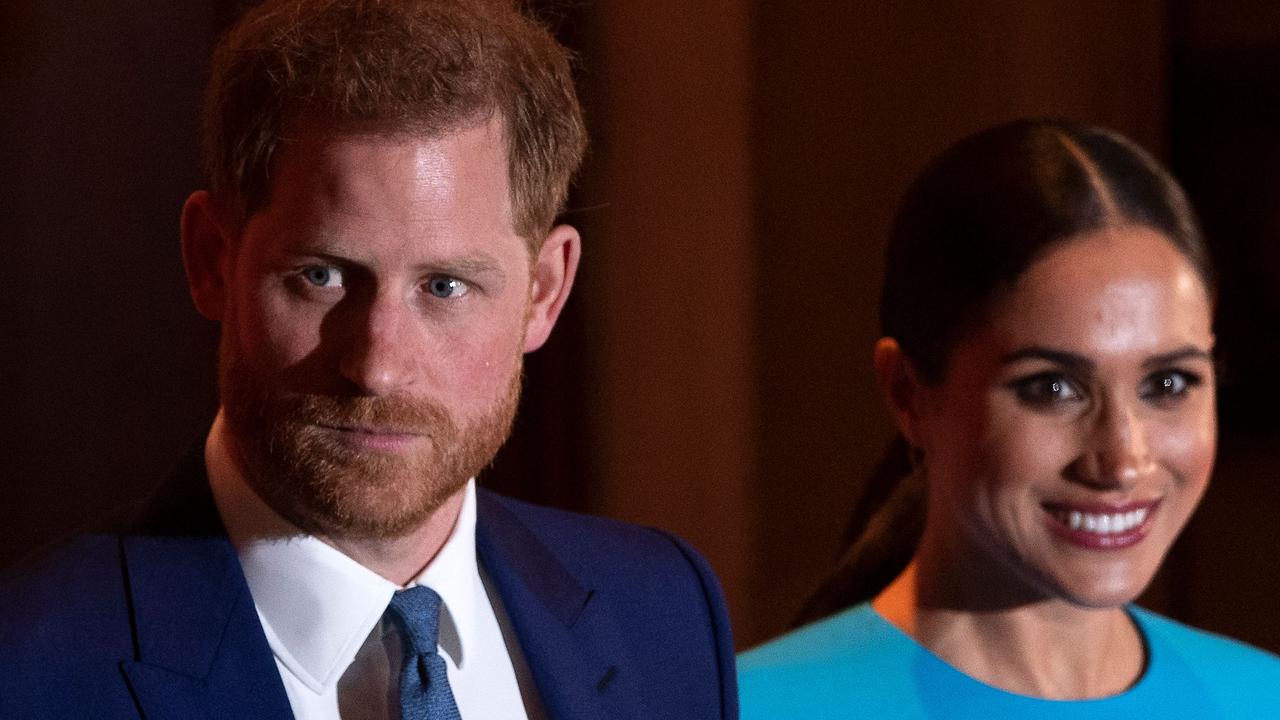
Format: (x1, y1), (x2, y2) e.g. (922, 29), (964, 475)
(337, 293), (418, 396)
(1070, 399), (1157, 489)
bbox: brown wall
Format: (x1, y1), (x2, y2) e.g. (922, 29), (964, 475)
(571, 0), (758, 644)
(0, 2), (225, 563)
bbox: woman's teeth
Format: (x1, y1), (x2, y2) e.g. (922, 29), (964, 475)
(1058, 508), (1149, 534)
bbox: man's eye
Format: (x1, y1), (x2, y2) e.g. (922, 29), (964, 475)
(1010, 373), (1084, 408)
(425, 276), (469, 299)
(301, 265), (343, 288)
(1140, 370), (1201, 403)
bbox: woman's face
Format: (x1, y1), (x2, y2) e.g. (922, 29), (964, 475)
(913, 226), (1215, 607)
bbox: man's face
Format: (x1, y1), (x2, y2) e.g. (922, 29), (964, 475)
(206, 118), (567, 538)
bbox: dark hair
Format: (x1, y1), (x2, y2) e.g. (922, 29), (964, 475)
(794, 119), (1213, 626)
(203, 0), (587, 246)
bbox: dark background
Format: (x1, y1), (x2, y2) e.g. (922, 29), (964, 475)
(4, 0), (1280, 651)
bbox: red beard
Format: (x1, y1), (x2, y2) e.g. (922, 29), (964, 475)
(217, 335), (520, 538)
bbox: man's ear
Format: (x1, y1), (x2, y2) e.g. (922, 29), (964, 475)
(873, 337), (928, 448)
(180, 191), (235, 321)
(523, 223), (581, 353)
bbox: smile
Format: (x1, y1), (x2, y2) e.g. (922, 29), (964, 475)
(1065, 508), (1147, 533)
(1042, 500), (1161, 550)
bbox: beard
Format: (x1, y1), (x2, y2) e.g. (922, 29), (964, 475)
(217, 334), (521, 539)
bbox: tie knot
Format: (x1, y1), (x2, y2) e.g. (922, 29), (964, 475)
(387, 585), (445, 656)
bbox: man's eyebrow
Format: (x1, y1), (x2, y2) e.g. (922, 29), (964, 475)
(415, 255), (503, 277)
(292, 249), (358, 266)
(1001, 346), (1096, 373)
(1143, 346), (1213, 370)
(281, 246), (504, 278)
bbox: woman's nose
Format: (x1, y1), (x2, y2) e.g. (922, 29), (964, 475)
(1070, 399), (1157, 489)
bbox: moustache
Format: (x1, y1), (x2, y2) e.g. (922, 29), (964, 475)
(275, 393), (455, 436)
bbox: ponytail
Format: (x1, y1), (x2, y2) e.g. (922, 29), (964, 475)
(792, 433), (925, 627)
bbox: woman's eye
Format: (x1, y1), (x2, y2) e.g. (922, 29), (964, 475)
(301, 265), (343, 288)
(1010, 373), (1083, 408)
(425, 276), (469, 299)
(1140, 370), (1202, 403)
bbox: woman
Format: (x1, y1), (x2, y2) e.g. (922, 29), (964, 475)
(738, 119), (1280, 717)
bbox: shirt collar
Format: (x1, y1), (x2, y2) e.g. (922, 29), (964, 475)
(205, 411), (482, 693)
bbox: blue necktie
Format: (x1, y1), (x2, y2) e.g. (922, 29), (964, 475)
(386, 586), (463, 720)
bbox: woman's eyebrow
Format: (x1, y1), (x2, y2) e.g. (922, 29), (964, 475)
(1000, 346), (1214, 372)
(1143, 346), (1213, 370)
(1001, 346), (1095, 373)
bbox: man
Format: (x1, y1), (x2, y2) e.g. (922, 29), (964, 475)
(0, 2), (737, 718)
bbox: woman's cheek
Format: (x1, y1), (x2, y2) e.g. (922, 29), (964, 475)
(1156, 409), (1216, 494)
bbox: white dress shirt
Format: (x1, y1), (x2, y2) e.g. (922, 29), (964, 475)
(205, 413), (543, 720)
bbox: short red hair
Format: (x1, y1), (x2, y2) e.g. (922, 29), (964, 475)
(202, 0), (587, 246)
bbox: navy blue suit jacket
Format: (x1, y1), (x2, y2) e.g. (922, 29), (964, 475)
(0, 452), (738, 719)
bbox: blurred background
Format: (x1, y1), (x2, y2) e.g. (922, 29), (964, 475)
(3, 0), (1280, 652)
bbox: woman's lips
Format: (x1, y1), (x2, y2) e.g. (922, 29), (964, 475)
(1041, 499), (1162, 550)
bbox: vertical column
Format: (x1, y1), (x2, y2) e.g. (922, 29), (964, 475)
(575, 2), (757, 639)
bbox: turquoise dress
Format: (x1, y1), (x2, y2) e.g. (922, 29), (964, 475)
(739, 603), (1280, 718)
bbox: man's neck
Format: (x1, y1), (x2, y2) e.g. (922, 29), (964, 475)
(314, 488), (467, 586)
(206, 411), (470, 587)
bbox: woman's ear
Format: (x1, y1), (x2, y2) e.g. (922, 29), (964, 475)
(873, 337), (927, 448)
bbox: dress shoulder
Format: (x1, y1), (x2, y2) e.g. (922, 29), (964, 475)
(1132, 606), (1280, 683)
(738, 603), (1280, 718)
(737, 604), (916, 718)
(739, 603), (886, 671)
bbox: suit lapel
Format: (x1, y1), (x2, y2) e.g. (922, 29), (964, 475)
(117, 453), (640, 719)
(476, 492), (644, 720)
(117, 534), (294, 720)
(117, 454), (294, 720)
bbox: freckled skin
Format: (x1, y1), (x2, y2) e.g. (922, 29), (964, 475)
(217, 121), (533, 540)
(181, 116), (579, 581)
(231, 123), (532, 418)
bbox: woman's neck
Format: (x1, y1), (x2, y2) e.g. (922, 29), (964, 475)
(873, 561), (1146, 700)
